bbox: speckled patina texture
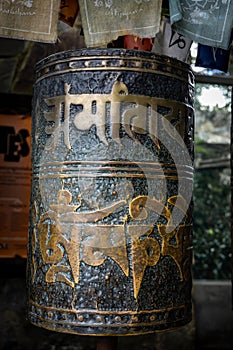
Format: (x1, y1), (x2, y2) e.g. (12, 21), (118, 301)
(27, 49), (194, 335)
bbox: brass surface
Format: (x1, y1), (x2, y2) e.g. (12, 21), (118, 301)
(28, 49), (194, 335)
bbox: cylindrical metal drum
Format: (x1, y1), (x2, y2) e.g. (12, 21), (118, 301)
(27, 49), (194, 336)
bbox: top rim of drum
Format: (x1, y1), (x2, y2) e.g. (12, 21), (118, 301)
(35, 48), (194, 86)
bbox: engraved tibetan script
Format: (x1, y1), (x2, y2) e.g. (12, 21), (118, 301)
(43, 81), (187, 150)
(37, 191), (192, 299)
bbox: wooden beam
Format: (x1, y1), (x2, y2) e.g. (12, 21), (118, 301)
(194, 73), (233, 86)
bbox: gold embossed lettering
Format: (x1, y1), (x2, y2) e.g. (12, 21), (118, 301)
(44, 83), (72, 150)
(38, 188), (191, 298)
(38, 210), (82, 287)
(42, 81), (188, 150)
(82, 225), (129, 276)
(129, 195), (171, 221)
(158, 224), (192, 280)
(128, 225), (160, 299)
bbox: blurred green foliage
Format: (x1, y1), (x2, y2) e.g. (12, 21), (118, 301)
(192, 84), (231, 280)
(193, 159), (231, 279)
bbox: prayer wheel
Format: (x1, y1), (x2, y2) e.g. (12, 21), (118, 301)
(27, 49), (194, 335)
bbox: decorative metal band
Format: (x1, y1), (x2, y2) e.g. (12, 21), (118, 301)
(28, 301), (191, 332)
(35, 161), (193, 181)
(35, 53), (194, 87)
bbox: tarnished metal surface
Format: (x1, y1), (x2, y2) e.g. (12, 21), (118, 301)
(27, 49), (195, 335)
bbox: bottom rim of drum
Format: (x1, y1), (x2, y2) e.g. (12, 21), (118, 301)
(28, 311), (192, 336)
